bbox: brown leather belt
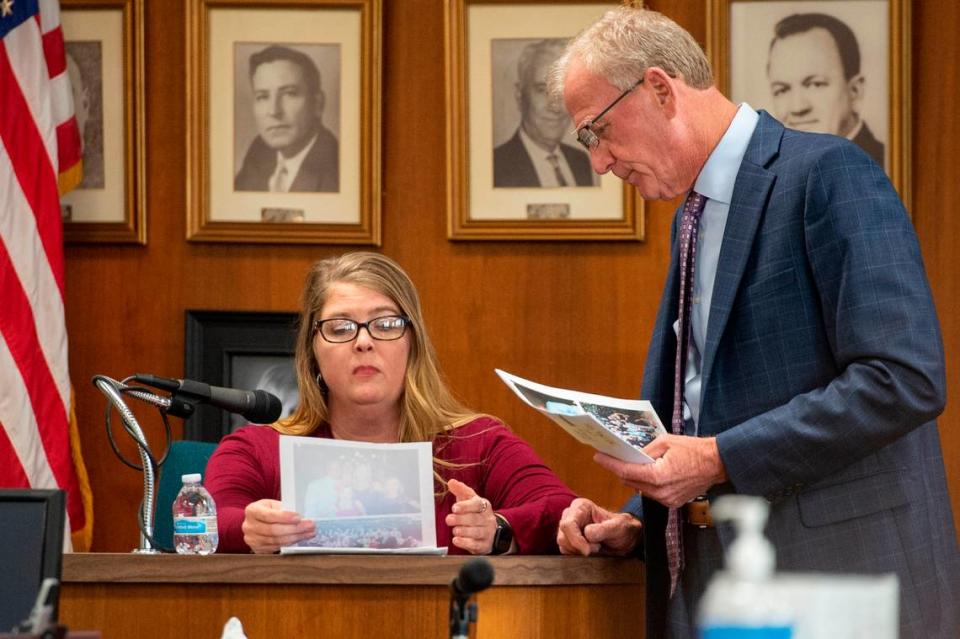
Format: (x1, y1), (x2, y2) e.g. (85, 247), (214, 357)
(684, 496), (714, 528)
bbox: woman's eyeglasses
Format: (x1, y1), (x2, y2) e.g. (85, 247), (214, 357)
(313, 315), (410, 343)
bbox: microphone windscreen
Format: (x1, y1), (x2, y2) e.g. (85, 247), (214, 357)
(457, 558), (494, 595)
(250, 390), (283, 423)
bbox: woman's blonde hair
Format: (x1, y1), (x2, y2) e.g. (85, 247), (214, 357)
(277, 252), (479, 442)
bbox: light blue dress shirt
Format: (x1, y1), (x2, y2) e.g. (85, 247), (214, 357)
(680, 103), (759, 432)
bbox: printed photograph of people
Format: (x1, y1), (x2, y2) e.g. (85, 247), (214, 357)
(233, 43), (340, 193)
(298, 448), (422, 520)
(578, 402), (660, 449)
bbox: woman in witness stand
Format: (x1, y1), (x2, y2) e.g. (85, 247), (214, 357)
(205, 252), (576, 554)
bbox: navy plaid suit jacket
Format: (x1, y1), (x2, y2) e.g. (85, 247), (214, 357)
(637, 112), (959, 638)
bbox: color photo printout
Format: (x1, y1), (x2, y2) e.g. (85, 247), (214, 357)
(279, 436), (443, 554)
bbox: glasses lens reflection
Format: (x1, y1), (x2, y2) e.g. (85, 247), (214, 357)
(316, 316), (409, 343)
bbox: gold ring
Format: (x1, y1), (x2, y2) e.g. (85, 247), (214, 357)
(479, 499), (488, 514)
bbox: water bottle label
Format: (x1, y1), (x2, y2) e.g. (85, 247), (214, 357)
(701, 626), (792, 639)
(174, 516), (218, 535)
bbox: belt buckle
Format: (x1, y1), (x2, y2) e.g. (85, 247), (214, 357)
(686, 495), (713, 529)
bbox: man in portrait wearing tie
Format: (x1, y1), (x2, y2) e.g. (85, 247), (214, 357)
(549, 7), (958, 639)
(493, 39), (596, 188)
(234, 45), (339, 193)
(766, 12), (885, 167)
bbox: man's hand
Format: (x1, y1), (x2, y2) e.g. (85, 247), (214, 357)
(556, 497), (642, 556)
(595, 434), (728, 508)
(241, 499), (316, 554)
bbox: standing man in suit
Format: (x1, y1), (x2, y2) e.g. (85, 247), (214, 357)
(549, 7), (957, 639)
(493, 39), (595, 188)
(767, 12), (885, 167)
(234, 45), (339, 193)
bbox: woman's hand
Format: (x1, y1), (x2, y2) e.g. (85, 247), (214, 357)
(445, 479), (498, 555)
(241, 499), (316, 554)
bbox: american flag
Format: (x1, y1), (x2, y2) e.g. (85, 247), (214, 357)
(1, 0), (92, 551)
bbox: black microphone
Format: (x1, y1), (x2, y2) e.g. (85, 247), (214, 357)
(449, 558), (494, 639)
(451, 558), (494, 600)
(133, 374), (283, 423)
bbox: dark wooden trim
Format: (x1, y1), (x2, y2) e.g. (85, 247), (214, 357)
(62, 553), (644, 586)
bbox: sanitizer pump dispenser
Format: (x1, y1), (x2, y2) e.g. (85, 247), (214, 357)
(696, 495), (794, 639)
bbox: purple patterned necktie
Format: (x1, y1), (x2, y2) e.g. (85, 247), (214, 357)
(666, 190), (707, 598)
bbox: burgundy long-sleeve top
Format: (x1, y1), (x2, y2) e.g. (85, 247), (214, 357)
(205, 416), (576, 554)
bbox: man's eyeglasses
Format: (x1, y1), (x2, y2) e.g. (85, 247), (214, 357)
(575, 77), (644, 150)
(313, 315), (411, 343)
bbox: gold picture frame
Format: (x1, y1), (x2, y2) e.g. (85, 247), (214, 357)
(707, 0), (910, 206)
(60, 0), (146, 244)
(445, 0), (644, 241)
(186, 0), (382, 245)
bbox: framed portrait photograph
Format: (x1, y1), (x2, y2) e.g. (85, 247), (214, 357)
(445, 1), (644, 241)
(707, 0), (910, 204)
(59, 0), (146, 244)
(184, 310), (299, 441)
(186, 0), (382, 245)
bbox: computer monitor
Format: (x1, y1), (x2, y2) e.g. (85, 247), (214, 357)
(0, 489), (65, 632)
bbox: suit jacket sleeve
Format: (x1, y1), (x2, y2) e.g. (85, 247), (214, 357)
(716, 143), (946, 499)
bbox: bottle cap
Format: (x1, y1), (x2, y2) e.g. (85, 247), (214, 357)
(181, 473), (202, 483)
(712, 495), (775, 580)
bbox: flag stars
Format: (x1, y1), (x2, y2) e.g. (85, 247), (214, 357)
(0, 0), (13, 18)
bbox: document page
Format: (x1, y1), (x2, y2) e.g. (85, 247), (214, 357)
(495, 369), (666, 464)
(278, 436), (445, 554)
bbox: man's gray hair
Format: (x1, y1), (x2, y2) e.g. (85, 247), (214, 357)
(548, 7), (713, 103)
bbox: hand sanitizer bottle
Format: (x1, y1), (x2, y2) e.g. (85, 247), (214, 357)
(697, 495), (793, 638)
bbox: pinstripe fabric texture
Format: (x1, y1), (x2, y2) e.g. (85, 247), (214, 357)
(638, 112), (959, 639)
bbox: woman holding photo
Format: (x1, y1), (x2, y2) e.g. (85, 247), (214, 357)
(205, 252), (576, 554)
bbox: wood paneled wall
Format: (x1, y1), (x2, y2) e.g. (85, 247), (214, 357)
(63, 0), (960, 553)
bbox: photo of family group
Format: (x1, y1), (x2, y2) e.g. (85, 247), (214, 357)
(299, 448), (422, 520)
(280, 436), (436, 552)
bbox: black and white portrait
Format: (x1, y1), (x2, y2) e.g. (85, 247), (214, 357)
(490, 38), (597, 189)
(233, 42), (341, 194)
(65, 41), (104, 188)
(729, 1), (888, 168)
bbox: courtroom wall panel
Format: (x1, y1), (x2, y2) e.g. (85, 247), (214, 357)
(63, 0), (959, 554)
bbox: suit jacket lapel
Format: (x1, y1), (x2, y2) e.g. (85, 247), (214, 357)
(699, 113), (782, 406)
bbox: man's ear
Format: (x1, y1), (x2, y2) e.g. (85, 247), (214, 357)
(645, 67), (676, 115)
(846, 74), (865, 109)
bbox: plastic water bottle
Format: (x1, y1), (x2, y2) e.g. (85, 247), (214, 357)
(172, 473), (219, 554)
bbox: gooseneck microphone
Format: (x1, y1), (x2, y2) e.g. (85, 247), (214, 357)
(449, 558), (494, 639)
(133, 373), (283, 424)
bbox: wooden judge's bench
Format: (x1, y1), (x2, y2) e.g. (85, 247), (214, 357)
(60, 553), (644, 638)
